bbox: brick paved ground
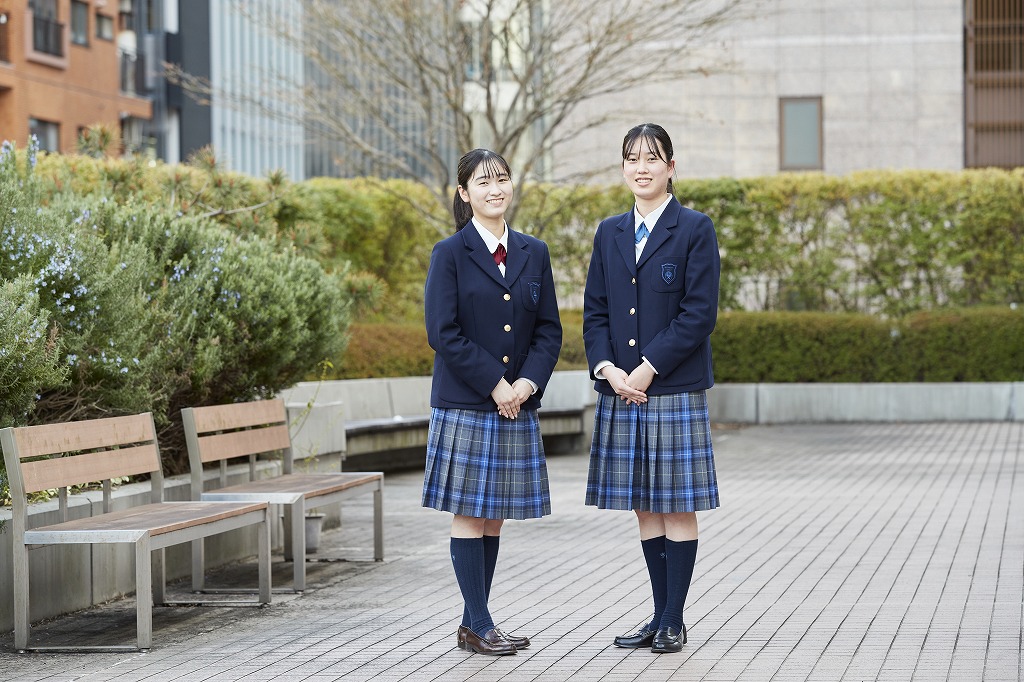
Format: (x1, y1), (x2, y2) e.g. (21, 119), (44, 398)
(1, 422), (1021, 681)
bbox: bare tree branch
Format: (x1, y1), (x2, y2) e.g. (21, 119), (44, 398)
(168, 0), (748, 225)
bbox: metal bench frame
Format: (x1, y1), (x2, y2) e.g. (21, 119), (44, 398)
(182, 399), (384, 593)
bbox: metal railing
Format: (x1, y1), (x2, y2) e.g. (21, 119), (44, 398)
(118, 48), (144, 95)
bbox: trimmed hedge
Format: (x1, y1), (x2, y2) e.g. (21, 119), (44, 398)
(340, 307), (1024, 383)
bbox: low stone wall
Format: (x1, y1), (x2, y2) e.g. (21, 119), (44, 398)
(708, 382), (1024, 424)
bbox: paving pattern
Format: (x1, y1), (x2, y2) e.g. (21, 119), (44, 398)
(1, 422), (1021, 681)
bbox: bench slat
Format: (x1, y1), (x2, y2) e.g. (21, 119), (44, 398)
(204, 472), (382, 498)
(12, 414), (154, 459)
(23, 501), (267, 537)
(20, 444), (161, 494)
(197, 425), (291, 464)
(190, 400), (286, 434)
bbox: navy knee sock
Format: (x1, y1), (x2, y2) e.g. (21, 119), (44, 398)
(450, 537), (495, 635)
(641, 535), (668, 630)
(461, 535), (500, 628)
(660, 539), (698, 633)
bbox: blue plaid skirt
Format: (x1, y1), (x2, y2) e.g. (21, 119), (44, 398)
(585, 391), (719, 513)
(422, 407), (551, 520)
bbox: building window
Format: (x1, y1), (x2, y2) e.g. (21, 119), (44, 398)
(29, 118), (60, 153)
(71, 1), (89, 46)
(96, 14), (114, 40)
(30, 0), (64, 57)
(965, 0), (1023, 168)
(780, 97), (823, 171)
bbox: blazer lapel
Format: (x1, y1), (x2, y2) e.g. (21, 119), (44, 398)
(614, 212), (638, 277)
(636, 198), (681, 270)
(462, 224), (511, 288)
(503, 229), (530, 285)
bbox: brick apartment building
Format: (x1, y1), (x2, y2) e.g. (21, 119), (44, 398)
(0, 0), (150, 154)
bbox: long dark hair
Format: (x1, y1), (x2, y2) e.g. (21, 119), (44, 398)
(452, 148), (513, 231)
(622, 123), (675, 195)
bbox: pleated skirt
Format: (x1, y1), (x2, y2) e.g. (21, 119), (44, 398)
(585, 390), (720, 513)
(422, 407), (551, 520)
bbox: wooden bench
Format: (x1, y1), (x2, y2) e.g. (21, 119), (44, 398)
(182, 399), (384, 593)
(0, 413), (272, 652)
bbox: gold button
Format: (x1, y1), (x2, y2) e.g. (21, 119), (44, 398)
(629, 308), (636, 315)
(628, 339), (636, 347)
(504, 324), (511, 332)
(503, 356), (509, 363)
(503, 293), (511, 301)
(631, 277), (636, 284)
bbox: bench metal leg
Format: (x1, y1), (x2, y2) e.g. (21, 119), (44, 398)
(13, 540), (30, 651)
(152, 547), (166, 606)
(373, 484), (385, 561)
(191, 538), (205, 592)
(258, 511), (272, 604)
(282, 500), (306, 591)
(136, 536), (153, 651)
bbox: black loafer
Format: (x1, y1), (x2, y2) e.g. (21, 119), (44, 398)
(613, 622), (657, 648)
(651, 625), (686, 653)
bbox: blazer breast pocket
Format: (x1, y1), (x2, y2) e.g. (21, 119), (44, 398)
(520, 276), (542, 311)
(649, 257), (685, 292)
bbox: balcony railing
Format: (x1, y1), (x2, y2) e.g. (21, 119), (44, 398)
(119, 48), (144, 95)
(32, 14), (64, 57)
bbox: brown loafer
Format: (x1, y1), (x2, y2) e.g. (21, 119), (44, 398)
(456, 625), (469, 649)
(495, 628), (530, 649)
(463, 627), (517, 655)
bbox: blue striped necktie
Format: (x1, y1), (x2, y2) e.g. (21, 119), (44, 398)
(635, 221), (649, 244)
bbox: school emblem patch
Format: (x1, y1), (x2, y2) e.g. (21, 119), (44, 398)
(529, 281), (541, 304)
(661, 263), (677, 285)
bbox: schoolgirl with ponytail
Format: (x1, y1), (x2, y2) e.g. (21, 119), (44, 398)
(422, 148), (562, 656)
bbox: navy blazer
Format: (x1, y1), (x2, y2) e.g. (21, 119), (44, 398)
(583, 196), (720, 397)
(425, 224), (562, 410)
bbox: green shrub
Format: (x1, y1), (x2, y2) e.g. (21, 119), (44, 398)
(333, 323), (433, 378)
(897, 306), (1024, 381)
(712, 311), (900, 382)
(0, 277), (68, 426)
(1, 140), (351, 482)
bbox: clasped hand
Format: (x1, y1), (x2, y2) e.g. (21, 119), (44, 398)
(604, 364), (653, 405)
(491, 377), (533, 419)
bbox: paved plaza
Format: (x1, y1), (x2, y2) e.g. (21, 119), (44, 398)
(1, 422), (1021, 681)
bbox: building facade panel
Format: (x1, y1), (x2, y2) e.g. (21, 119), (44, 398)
(556, 0), (966, 183)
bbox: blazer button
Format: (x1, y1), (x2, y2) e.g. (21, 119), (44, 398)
(628, 339), (636, 346)
(503, 356), (510, 363)
(503, 293), (511, 301)
(631, 277), (636, 284)
(504, 324), (512, 332)
(629, 307), (636, 315)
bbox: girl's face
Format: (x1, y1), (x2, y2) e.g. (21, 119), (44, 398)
(458, 163), (513, 227)
(623, 138), (675, 201)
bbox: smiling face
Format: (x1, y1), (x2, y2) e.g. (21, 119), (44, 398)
(458, 158), (514, 231)
(623, 136), (675, 207)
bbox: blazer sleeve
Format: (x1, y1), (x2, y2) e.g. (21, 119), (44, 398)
(582, 222), (614, 379)
(517, 241), (562, 392)
(642, 214), (720, 375)
(424, 241), (507, 396)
